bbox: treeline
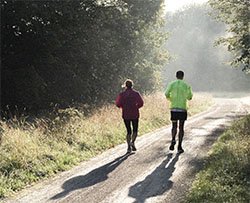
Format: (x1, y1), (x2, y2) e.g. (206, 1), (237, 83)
(163, 4), (250, 92)
(208, 0), (250, 73)
(1, 0), (168, 114)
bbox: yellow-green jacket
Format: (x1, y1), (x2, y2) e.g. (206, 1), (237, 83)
(165, 79), (193, 110)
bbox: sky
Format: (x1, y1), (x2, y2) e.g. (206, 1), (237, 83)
(164, 0), (208, 12)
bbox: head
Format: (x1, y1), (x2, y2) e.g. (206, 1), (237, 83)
(122, 79), (133, 89)
(176, 70), (184, 80)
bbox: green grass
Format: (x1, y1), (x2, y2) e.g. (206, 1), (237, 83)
(185, 114), (250, 203)
(0, 92), (212, 199)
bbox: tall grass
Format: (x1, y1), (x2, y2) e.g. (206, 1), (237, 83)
(185, 114), (250, 203)
(0, 92), (212, 198)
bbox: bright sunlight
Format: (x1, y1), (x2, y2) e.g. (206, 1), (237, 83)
(164, 0), (208, 12)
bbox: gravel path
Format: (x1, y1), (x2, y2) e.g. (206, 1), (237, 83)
(4, 97), (250, 203)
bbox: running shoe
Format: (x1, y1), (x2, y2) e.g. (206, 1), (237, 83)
(169, 140), (176, 151)
(177, 146), (184, 153)
(127, 146), (132, 154)
(130, 142), (137, 151)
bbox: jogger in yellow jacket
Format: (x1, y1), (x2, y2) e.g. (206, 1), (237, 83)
(165, 70), (193, 153)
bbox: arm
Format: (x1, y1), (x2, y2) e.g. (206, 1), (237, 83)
(187, 86), (193, 100)
(115, 94), (122, 108)
(137, 93), (144, 108)
(165, 83), (172, 99)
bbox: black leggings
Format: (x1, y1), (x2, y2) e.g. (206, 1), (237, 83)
(123, 119), (139, 135)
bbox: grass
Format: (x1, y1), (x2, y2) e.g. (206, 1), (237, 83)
(184, 114), (250, 203)
(0, 92), (212, 199)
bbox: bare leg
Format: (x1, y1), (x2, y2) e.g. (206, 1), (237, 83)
(178, 120), (185, 153)
(169, 121), (177, 150)
(171, 121), (178, 141)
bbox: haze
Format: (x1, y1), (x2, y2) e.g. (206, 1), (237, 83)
(163, 4), (250, 94)
(164, 0), (208, 12)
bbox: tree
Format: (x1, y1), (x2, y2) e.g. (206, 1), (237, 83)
(208, 0), (250, 73)
(1, 0), (168, 113)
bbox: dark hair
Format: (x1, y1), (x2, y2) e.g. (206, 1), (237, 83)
(123, 79), (133, 88)
(176, 70), (184, 79)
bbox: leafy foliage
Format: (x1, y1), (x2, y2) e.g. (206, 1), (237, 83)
(1, 0), (168, 113)
(208, 0), (250, 73)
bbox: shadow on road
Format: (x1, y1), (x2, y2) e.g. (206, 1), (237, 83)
(204, 114), (244, 121)
(187, 124), (228, 176)
(128, 152), (180, 203)
(51, 153), (133, 200)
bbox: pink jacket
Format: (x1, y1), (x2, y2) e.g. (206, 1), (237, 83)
(115, 88), (144, 119)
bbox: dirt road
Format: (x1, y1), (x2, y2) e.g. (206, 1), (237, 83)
(5, 97), (250, 203)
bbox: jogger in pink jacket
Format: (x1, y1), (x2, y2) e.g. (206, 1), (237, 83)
(116, 79), (144, 153)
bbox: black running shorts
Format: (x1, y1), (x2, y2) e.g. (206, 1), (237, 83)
(170, 111), (187, 121)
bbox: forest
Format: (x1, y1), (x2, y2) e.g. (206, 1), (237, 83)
(1, 0), (168, 114)
(1, 0), (250, 115)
